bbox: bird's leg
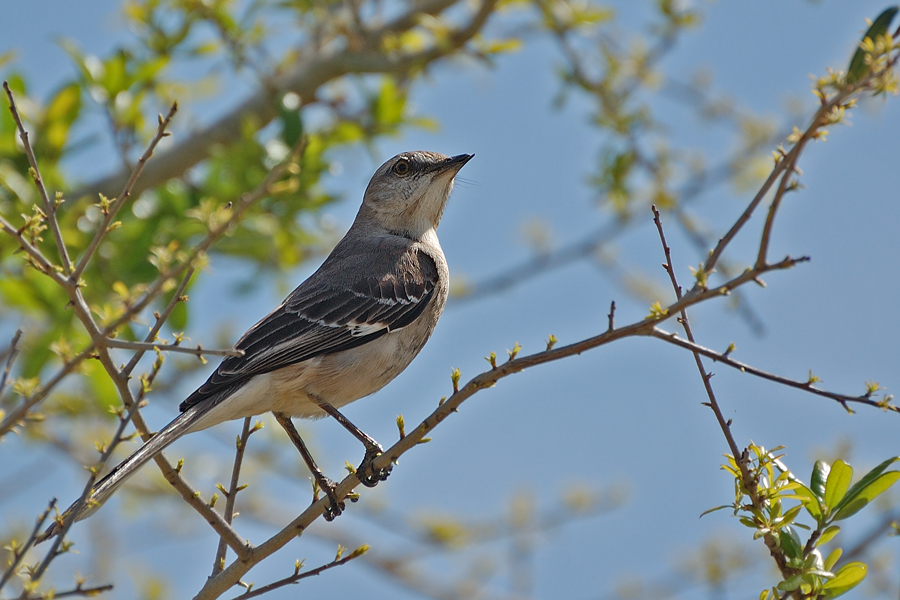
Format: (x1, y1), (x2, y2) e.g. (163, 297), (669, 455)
(314, 400), (392, 488)
(273, 411), (346, 521)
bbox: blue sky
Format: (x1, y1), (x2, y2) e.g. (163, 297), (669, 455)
(2, 1), (899, 599)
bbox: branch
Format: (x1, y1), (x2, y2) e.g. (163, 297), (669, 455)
(225, 547), (366, 600)
(649, 329), (895, 413)
(106, 338), (244, 359)
(3, 82), (72, 273)
(89, 344), (252, 559)
(0, 499), (55, 594)
(21, 583), (114, 600)
(194, 245), (835, 599)
(212, 418), (256, 577)
(651, 205), (793, 578)
(0, 329), (22, 400)
(71, 102), (178, 282)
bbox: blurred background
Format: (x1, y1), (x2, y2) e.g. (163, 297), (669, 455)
(1, 1), (898, 599)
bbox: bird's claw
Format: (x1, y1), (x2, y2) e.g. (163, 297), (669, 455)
(316, 477), (345, 521)
(357, 446), (392, 488)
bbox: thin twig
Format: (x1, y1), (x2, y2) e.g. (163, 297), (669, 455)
(649, 329), (895, 413)
(90, 344), (252, 558)
(106, 338), (244, 359)
(3, 82), (73, 273)
(0, 329), (22, 399)
(109, 136), (308, 344)
(651, 205), (742, 454)
(212, 417), (255, 577)
(21, 583), (114, 600)
(71, 102), (178, 282)
(755, 152), (797, 269)
(226, 548), (366, 600)
(0, 499), (56, 593)
(0, 214), (65, 281)
(652, 205), (792, 577)
(122, 258), (197, 377)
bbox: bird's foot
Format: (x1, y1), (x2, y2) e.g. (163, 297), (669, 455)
(357, 444), (392, 488)
(315, 476), (346, 521)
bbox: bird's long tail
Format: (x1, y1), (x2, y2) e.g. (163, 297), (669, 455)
(38, 404), (206, 542)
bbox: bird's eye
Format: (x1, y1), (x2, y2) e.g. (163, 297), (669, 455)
(393, 159), (410, 176)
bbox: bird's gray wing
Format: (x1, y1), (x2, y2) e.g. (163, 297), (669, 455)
(180, 247), (438, 411)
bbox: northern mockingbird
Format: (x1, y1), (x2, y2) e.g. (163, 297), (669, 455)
(42, 150), (472, 540)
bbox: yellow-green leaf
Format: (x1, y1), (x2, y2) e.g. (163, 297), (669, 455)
(833, 471), (900, 521)
(824, 459), (853, 513)
(822, 562), (867, 598)
(818, 525), (841, 547)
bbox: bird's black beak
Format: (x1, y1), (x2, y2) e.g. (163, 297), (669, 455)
(431, 153), (474, 174)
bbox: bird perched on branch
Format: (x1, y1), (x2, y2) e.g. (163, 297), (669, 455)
(40, 150), (473, 541)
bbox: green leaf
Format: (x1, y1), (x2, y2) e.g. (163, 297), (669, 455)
(824, 459), (853, 513)
(788, 483), (823, 521)
(42, 83), (82, 154)
(818, 525), (841, 546)
(833, 471), (900, 521)
(776, 504), (803, 529)
(833, 456), (900, 513)
(822, 562), (867, 598)
(824, 547), (842, 572)
(779, 525), (804, 561)
(699, 505), (732, 518)
(777, 574), (803, 592)
(811, 460), (830, 499)
(846, 6), (900, 84)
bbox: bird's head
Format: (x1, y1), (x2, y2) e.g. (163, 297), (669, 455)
(356, 151), (473, 240)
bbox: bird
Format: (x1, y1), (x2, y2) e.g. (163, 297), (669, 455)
(40, 150), (473, 541)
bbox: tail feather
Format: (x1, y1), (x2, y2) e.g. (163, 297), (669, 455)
(37, 405), (205, 542)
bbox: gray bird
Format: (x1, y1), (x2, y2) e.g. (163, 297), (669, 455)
(41, 150), (472, 540)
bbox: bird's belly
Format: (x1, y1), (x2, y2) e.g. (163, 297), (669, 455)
(267, 328), (425, 417)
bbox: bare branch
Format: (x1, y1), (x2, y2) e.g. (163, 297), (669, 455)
(652, 205), (793, 577)
(0, 329), (22, 400)
(212, 417), (255, 577)
(106, 338), (244, 359)
(21, 583), (114, 600)
(225, 547), (366, 600)
(0, 499), (55, 593)
(649, 329), (895, 413)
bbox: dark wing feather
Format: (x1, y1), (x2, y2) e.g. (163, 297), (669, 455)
(180, 246), (438, 411)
